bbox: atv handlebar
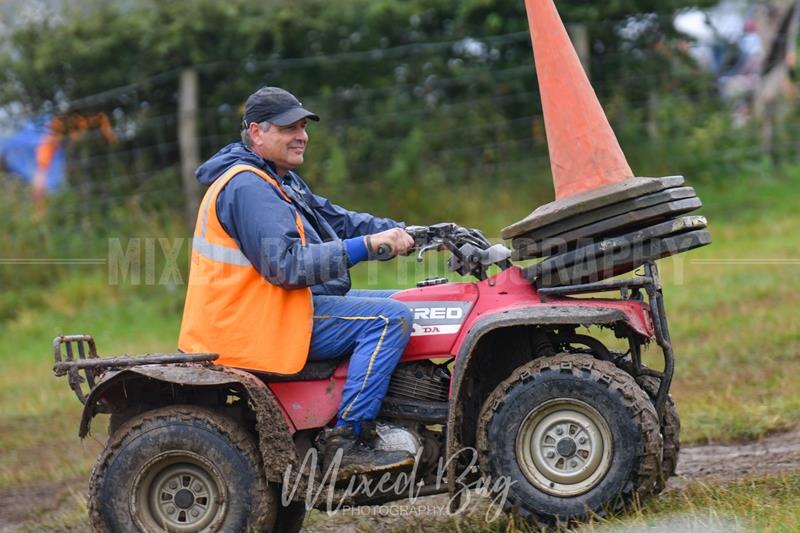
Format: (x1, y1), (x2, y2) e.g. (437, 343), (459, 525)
(375, 242), (393, 259)
(404, 223), (512, 280)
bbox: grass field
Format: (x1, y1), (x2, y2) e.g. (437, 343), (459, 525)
(1, 168), (799, 530)
(299, 471), (800, 532)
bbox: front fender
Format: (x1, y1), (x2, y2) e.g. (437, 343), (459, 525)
(80, 364), (299, 484)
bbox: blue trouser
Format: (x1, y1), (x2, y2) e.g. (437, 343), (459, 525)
(308, 289), (413, 433)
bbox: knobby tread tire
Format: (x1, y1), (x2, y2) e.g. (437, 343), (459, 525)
(614, 356), (682, 493)
(636, 375), (681, 492)
(476, 353), (662, 525)
(88, 405), (275, 532)
(106, 404), (154, 438)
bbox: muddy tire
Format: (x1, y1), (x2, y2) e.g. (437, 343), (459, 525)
(107, 404), (153, 437)
(89, 405), (276, 532)
(477, 353), (661, 525)
(614, 356), (682, 493)
(636, 375), (681, 492)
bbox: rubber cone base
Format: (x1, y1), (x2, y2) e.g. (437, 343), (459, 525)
(501, 176), (685, 239)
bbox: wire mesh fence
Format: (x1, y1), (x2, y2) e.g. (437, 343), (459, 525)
(1, 24), (798, 266)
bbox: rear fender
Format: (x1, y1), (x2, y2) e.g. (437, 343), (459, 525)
(445, 304), (649, 496)
(80, 364), (298, 483)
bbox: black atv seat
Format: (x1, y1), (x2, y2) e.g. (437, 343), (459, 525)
(177, 348), (347, 383)
(245, 356), (347, 383)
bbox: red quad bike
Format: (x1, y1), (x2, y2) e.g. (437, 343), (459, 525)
(54, 223), (679, 531)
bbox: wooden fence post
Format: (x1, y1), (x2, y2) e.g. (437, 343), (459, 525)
(178, 67), (201, 229)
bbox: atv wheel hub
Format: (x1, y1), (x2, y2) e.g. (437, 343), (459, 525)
(133, 451), (226, 532)
(515, 399), (613, 497)
(556, 437), (578, 457)
(173, 488), (195, 509)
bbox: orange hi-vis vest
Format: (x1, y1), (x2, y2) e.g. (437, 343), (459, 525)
(178, 164), (313, 374)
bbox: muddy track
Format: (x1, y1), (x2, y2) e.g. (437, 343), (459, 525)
(303, 428), (800, 531)
(671, 427), (800, 486)
(1, 429), (799, 531)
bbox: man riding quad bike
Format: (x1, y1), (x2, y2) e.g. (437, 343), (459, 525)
(53, 87), (684, 531)
(55, 220), (681, 531)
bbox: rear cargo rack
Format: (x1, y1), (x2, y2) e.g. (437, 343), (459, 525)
(53, 334), (217, 404)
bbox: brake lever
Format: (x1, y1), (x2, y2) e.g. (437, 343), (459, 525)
(467, 228), (492, 248)
(416, 241), (443, 262)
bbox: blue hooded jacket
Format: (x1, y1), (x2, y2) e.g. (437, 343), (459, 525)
(196, 143), (403, 296)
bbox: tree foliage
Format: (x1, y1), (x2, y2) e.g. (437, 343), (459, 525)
(0, 0), (722, 220)
(1, 0), (715, 109)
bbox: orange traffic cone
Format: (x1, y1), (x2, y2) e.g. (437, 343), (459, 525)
(525, 0), (633, 199)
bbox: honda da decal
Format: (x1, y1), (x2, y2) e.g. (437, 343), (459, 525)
(407, 301), (472, 336)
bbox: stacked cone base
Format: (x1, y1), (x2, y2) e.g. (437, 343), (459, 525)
(501, 176), (685, 239)
(503, 177), (710, 288)
(512, 196), (702, 259)
(527, 218), (709, 287)
(510, 186), (697, 258)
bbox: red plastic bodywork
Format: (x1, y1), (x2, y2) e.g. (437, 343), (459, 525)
(392, 281), (478, 359)
(267, 266), (653, 432)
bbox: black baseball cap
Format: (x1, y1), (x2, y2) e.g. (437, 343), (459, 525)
(242, 86), (320, 128)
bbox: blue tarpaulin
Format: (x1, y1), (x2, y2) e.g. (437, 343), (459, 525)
(0, 117), (66, 191)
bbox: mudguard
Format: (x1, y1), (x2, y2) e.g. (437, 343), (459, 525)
(79, 364), (299, 484)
